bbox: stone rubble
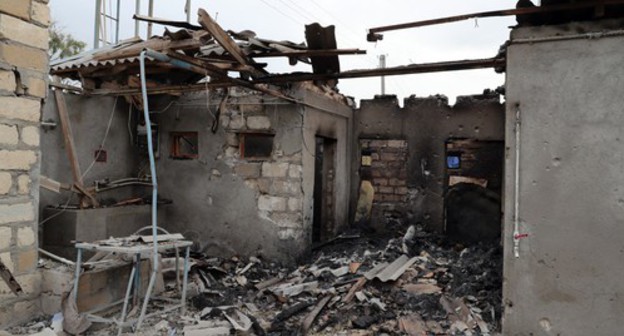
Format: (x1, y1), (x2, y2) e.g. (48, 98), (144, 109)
(3, 226), (502, 335)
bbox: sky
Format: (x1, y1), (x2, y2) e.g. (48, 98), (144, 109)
(50, 0), (518, 104)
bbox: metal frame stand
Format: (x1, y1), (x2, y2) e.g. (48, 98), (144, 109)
(73, 240), (192, 335)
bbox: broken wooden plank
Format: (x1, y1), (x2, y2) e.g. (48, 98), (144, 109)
(0, 259), (23, 296)
(197, 8), (253, 67)
(138, 233), (185, 243)
(54, 89), (83, 187)
(39, 175), (69, 193)
(273, 301), (315, 323)
(300, 295), (332, 335)
(342, 277), (367, 303)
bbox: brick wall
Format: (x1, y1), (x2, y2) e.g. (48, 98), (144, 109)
(0, 0), (48, 327)
(360, 139), (409, 226)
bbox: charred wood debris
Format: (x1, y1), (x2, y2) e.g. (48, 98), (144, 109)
(175, 227), (502, 336)
(8, 226), (500, 336)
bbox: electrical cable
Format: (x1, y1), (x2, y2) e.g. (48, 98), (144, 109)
(81, 96), (119, 179)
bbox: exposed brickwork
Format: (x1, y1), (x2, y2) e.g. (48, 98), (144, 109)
(0, 0), (47, 327)
(221, 96), (305, 242)
(360, 139), (410, 226)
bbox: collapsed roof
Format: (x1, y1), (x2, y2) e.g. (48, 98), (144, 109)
(50, 8), (365, 98)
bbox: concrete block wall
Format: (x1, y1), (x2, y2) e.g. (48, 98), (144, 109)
(221, 97), (305, 243)
(355, 94), (504, 232)
(503, 19), (624, 335)
(0, 0), (48, 327)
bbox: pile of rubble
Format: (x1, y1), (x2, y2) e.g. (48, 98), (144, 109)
(4, 227), (502, 336)
(177, 227), (500, 335)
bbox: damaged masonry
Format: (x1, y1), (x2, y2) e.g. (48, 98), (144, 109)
(1, 1), (624, 336)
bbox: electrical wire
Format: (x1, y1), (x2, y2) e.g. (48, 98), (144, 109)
(258, 0), (304, 27)
(81, 96), (119, 179)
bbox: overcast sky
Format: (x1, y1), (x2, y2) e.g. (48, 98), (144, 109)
(50, 1), (518, 104)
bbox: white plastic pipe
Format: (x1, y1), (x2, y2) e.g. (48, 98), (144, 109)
(136, 49), (159, 330)
(513, 104), (522, 258)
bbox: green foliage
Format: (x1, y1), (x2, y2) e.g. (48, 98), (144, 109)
(49, 22), (87, 60)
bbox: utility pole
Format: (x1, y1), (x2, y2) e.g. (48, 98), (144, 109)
(379, 54), (387, 95)
(185, 0), (192, 23)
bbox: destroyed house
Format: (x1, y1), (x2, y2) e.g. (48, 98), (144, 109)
(41, 22), (357, 263)
(1, 1), (624, 335)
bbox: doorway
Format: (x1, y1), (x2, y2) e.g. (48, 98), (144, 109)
(312, 136), (337, 243)
(444, 139), (504, 243)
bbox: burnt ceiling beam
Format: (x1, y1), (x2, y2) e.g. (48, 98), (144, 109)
(367, 0), (624, 41)
(254, 57), (506, 84)
(250, 49), (366, 58)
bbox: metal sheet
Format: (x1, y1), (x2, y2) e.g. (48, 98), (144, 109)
(363, 255), (419, 282)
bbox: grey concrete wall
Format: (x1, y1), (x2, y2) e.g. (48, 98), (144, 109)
(40, 92), (140, 212)
(503, 19), (624, 335)
(355, 94), (504, 231)
(300, 84), (354, 241)
(155, 85), (352, 264)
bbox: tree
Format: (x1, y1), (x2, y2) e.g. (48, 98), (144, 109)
(49, 22), (87, 61)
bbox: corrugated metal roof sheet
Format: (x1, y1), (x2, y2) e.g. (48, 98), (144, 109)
(364, 255), (419, 282)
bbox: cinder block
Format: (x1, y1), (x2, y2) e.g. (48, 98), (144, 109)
(0, 70), (16, 92)
(246, 116), (271, 130)
(41, 268), (73, 296)
(40, 293), (63, 315)
(30, 1), (49, 26)
(0, 202), (35, 224)
(0, 172), (12, 194)
(258, 195), (286, 212)
(288, 164), (302, 179)
(14, 248), (37, 273)
(0, 96), (41, 122)
(271, 212), (301, 228)
(234, 163), (261, 178)
(287, 197), (302, 212)
(20, 126), (39, 147)
(261, 162), (288, 177)
(0, 226), (11, 247)
(229, 115), (245, 129)
(0, 150), (37, 170)
(17, 226), (36, 247)
(0, 124), (18, 145)
(19, 75), (47, 99)
(17, 174), (29, 194)
(0, 43), (48, 71)
(0, 14), (48, 49)
(0, 0), (31, 20)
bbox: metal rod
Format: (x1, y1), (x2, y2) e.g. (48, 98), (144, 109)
(94, 0), (102, 48)
(73, 248), (82, 300)
(135, 49), (160, 331)
(181, 246), (190, 314)
(117, 263), (137, 336)
(368, 0), (624, 36)
(513, 104), (522, 258)
(135, 0), (141, 37)
(115, 0), (121, 43)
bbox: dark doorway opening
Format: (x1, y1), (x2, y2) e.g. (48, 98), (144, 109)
(312, 136), (337, 243)
(444, 139), (504, 243)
